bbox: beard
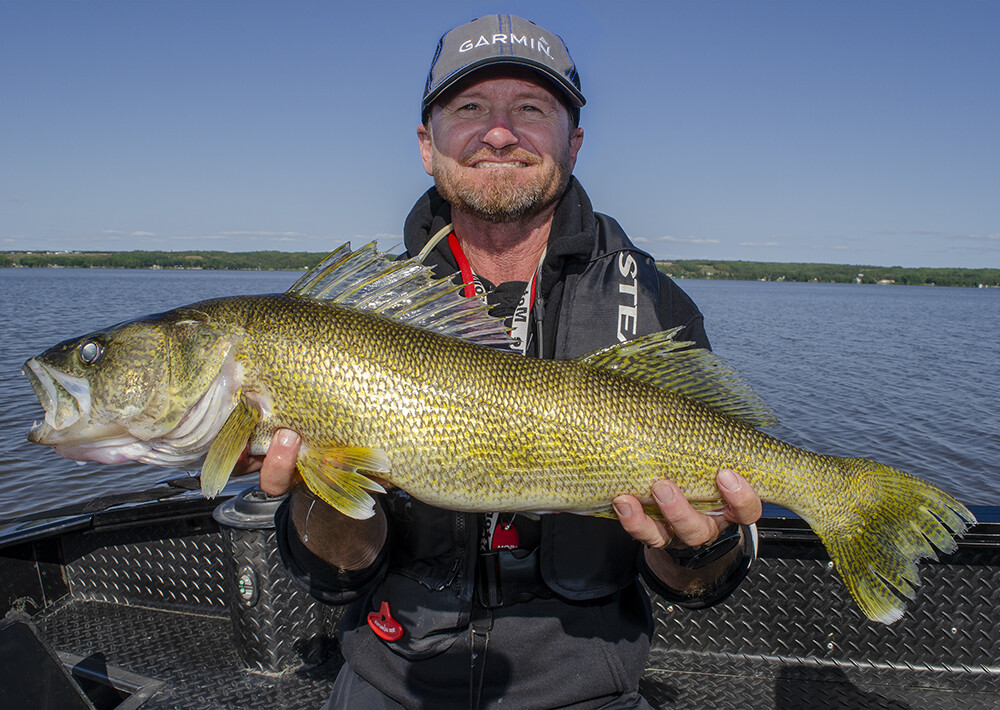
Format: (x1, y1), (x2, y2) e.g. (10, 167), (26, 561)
(432, 146), (572, 224)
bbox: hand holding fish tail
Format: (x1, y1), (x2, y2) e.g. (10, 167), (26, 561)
(614, 469), (760, 599)
(613, 469), (761, 550)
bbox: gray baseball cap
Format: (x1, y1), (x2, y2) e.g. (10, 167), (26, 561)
(422, 15), (586, 119)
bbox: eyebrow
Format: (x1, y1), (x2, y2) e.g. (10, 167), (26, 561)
(450, 88), (559, 104)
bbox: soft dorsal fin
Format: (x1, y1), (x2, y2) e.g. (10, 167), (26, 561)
(286, 242), (514, 348)
(578, 328), (778, 428)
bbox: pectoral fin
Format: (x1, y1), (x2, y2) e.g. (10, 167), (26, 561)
(201, 398), (260, 498)
(298, 446), (390, 520)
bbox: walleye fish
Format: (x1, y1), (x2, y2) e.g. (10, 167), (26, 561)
(24, 243), (975, 623)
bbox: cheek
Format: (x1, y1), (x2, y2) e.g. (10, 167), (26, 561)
(92, 357), (167, 424)
(99, 368), (153, 420)
(434, 122), (486, 160)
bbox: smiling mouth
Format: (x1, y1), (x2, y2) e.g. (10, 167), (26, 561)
(471, 160), (530, 169)
(464, 149), (538, 170)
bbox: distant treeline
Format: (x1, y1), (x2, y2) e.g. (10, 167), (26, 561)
(1, 250), (322, 271)
(3, 251), (998, 287)
(659, 260), (1000, 288)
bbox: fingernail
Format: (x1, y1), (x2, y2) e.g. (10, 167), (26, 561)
(652, 481), (676, 505)
(718, 469), (741, 492)
(277, 429), (298, 448)
(613, 499), (631, 519)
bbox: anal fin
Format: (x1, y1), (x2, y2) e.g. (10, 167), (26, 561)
(687, 497), (726, 513)
(585, 496), (725, 522)
(201, 398), (260, 498)
(298, 445), (391, 520)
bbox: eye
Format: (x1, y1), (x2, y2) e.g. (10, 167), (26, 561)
(79, 340), (103, 365)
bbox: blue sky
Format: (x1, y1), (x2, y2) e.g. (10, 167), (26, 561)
(2, 1), (998, 268)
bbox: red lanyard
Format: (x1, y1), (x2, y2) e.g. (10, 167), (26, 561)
(447, 231), (537, 309)
(448, 232), (479, 299)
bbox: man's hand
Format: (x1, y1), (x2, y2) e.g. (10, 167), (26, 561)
(231, 429), (303, 496)
(613, 469), (761, 549)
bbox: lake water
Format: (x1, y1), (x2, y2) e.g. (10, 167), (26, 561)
(1, 268), (998, 524)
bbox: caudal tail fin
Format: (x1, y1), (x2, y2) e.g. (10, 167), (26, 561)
(812, 458), (976, 624)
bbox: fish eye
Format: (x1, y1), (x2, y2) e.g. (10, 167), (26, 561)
(79, 340), (103, 365)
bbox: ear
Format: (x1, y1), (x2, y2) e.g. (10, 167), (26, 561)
(567, 126), (584, 173)
(417, 122), (434, 177)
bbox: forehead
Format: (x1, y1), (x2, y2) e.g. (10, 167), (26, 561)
(436, 65), (565, 104)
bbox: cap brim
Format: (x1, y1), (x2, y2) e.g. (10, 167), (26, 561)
(423, 56), (586, 112)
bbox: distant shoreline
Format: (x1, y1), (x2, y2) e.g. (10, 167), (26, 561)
(3, 251), (998, 288)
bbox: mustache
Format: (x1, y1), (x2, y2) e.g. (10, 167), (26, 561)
(460, 148), (541, 167)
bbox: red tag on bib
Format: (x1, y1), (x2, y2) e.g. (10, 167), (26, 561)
(367, 601), (404, 641)
(491, 522), (520, 550)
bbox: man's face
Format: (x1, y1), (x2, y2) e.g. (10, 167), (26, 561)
(418, 68), (584, 224)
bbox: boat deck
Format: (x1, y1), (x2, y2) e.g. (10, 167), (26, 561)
(4, 494), (999, 709)
(36, 599), (341, 710)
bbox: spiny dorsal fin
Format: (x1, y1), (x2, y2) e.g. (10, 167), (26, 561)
(578, 327), (779, 429)
(287, 242), (514, 348)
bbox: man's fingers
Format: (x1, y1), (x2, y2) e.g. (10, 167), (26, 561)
(651, 480), (718, 547)
(716, 469), (762, 525)
(613, 495), (674, 548)
(614, 482), (717, 548)
(259, 429), (302, 496)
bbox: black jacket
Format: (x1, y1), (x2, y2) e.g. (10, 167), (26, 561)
(277, 179), (715, 709)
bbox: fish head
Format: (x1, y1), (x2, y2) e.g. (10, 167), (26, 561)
(24, 308), (242, 465)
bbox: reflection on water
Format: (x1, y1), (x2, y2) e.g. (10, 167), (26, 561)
(1, 269), (998, 522)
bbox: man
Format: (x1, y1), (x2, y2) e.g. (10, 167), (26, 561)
(242, 15), (762, 710)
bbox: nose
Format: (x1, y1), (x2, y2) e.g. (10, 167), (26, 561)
(481, 113), (519, 150)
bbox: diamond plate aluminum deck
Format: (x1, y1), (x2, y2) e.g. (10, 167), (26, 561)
(220, 526), (339, 672)
(36, 599), (341, 710)
(651, 556), (1000, 671)
(640, 659), (1000, 710)
(62, 518), (229, 613)
(645, 547), (1000, 709)
(19, 501), (1000, 709)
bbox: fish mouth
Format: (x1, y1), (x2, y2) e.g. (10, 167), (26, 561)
(23, 356), (143, 463)
(23, 357), (92, 440)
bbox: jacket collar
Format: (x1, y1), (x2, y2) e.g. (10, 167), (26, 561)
(402, 177), (599, 296)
